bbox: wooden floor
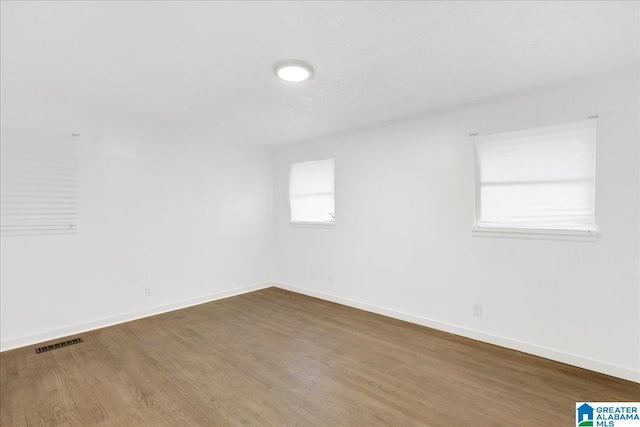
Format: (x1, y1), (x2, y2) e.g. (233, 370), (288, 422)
(1, 288), (638, 426)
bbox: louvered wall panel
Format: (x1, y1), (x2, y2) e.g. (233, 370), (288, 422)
(1, 129), (78, 236)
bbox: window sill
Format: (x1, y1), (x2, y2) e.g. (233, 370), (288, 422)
(289, 221), (336, 228)
(471, 226), (600, 242)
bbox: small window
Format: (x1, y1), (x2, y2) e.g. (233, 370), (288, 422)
(473, 119), (596, 231)
(289, 158), (335, 224)
(1, 128), (79, 236)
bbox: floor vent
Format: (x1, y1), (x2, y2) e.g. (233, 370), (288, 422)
(35, 338), (83, 354)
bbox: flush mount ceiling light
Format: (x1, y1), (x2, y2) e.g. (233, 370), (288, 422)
(274, 60), (314, 82)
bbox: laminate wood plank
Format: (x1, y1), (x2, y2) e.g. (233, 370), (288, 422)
(221, 293), (531, 419)
(209, 303), (453, 425)
(142, 331), (328, 426)
(143, 309), (339, 426)
(220, 292), (522, 425)
(1, 287), (638, 426)
(67, 335), (145, 426)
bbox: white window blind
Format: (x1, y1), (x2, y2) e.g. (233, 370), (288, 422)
(289, 158), (335, 224)
(1, 128), (79, 235)
(473, 119), (596, 231)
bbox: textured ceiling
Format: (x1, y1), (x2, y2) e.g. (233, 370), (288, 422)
(1, 1), (638, 145)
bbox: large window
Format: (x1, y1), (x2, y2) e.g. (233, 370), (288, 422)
(473, 119), (596, 232)
(289, 158), (335, 224)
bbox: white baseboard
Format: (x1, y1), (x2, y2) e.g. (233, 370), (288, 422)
(273, 281), (640, 383)
(5, 280), (637, 383)
(0, 282), (272, 352)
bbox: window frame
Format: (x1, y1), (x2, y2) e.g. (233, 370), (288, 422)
(471, 118), (600, 241)
(288, 158), (336, 227)
(0, 128), (79, 236)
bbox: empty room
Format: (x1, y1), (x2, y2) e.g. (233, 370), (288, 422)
(1, 1), (639, 426)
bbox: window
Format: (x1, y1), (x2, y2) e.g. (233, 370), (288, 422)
(1, 128), (79, 236)
(289, 158), (335, 224)
(473, 119), (596, 232)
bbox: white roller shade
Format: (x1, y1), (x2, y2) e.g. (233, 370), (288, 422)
(474, 119), (596, 231)
(290, 158), (335, 224)
(1, 128), (79, 235)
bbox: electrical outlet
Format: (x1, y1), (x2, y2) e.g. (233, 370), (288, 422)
(329, 276), (334, 285)
(312, 273), (316, 281)
(472, 303), (482, 317)
(145, 287), (152, 297)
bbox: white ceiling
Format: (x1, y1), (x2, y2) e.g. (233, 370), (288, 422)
(1, 1), (638, 145)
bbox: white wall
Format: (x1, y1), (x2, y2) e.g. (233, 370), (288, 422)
(2, 68), (637, 382)
(0, 88), (273, 350)
(273, 68), (640, 382)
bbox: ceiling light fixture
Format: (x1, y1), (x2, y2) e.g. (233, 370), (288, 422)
(274, 59), (314, 82)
